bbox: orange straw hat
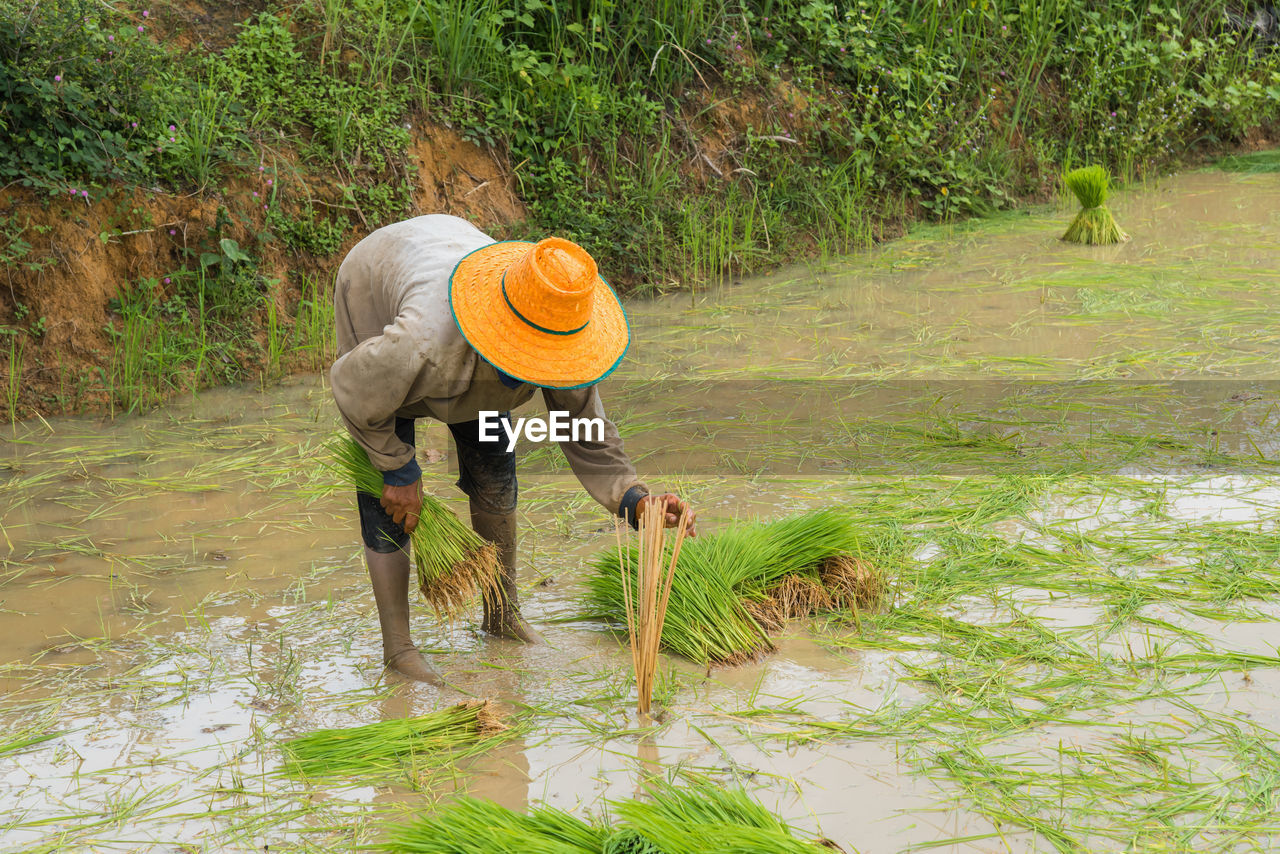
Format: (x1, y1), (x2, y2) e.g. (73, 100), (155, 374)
(449, 237), (629, 389)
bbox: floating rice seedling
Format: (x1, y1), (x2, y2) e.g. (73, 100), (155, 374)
(377, 779), (835, 853)
(1061, 165), (1127, 245)
(281, 701), (509, 782)
(615, 499), (691, 715)
(330, 436), (498, 615)
(588, 510), (891, 665)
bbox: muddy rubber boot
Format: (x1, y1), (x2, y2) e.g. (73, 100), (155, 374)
(471, 507), (545, 644)
(366, 548), (444, 685)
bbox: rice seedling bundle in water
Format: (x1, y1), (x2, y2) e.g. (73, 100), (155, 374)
(1061, 165), (1127, 245)
(378, 779), (834, 853)
(332, 436), (498, 615)
(587, 510), (887, 665)
(281, 701), (507, 781)
(615, 500), (691, 716)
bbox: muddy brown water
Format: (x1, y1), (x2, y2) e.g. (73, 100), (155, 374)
(3, 167), (1280, 852)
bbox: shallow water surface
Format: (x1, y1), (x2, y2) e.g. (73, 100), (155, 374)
(4, 167), (1280, 852)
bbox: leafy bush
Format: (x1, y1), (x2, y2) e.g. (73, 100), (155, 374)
(0, 0), (174, 187)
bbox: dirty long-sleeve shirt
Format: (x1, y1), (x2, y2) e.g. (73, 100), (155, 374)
(330, 214), (646, 517)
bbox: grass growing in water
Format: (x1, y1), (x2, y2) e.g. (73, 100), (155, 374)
(1061, 165), (1127, 245)
(587, 510), (891, 665)
(281, 701), (507, 782)
(332, 436), (498, 616)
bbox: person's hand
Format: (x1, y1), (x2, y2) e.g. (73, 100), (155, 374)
(638, 493), (697, 538)
(381, 478), (424, 533)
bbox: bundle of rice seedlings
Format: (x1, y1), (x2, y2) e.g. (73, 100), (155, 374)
(281, 701), (507, 782)
(1061, 164), (1128, 245)
(378, 798), (606, 853)
(586, 510), (889, 666)
(616, 499), (691, 716)
(377, 779), (836, 853)
(612, 779), (837, 854)
(331, 436), (498, 615)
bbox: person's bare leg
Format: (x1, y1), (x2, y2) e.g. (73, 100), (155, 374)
(471, 506), (545, 644)
(366, 547), (444, 683)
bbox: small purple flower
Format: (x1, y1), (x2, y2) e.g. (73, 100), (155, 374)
(108, 34), (114, 41)
(143, 9), (150, 16)
(1110, 111), (1116, 117)
(69, 188), (77, 195)
(131, 121), (138, 128)
(168, 124), (175, 132)
(80, 190), (89, 198)
(163, 277), (171, 284)
(258, 165), (265, 172)
(168, 229), (176, 235)
(169, 136), (175, 142)
(54, 74), (62, 82)
(137, 25), (144, 31)
(266, 179), (273, 186)
(253, 191), (259, 198)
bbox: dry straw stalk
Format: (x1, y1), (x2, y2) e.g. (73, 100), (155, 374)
(617, 499), (691, 716)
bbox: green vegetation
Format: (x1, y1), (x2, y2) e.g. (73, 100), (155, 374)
(379, 778), (831, 853)
(2, 0), (1278, 416)
(331, 435), (499, 615)
(281, 702), (509, 782)
(587, 510), (892, 665)
(1061, 165), (1126, 244)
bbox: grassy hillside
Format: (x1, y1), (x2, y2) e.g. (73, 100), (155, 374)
(1, 0), (1277, 418)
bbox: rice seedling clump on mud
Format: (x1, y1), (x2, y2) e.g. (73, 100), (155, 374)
(587, 510), (891, 665)
(281, 701), (509, 782)
(1061, 165), (1128, 245)
(331, 436), (498, 615)
(378, 779), (835, 853)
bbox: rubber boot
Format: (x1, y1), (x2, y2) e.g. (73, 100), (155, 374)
(365, 548), (444, 684)
(471, 506), (545, 644)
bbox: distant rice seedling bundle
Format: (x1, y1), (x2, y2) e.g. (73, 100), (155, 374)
(281, 701), (507, 781)
(332, 436), (498, 615)
(587, 510), (888, 666)
(1061, 165), (1128, 245)
(378, 778), (837, 853)
(615, 499), (692, 716)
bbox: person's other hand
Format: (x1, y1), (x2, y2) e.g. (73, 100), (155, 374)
(381, 478), (424, 533)
(638, 493), (697, 538)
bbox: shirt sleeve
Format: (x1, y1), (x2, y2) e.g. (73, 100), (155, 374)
(330, 302), (433, 475)
(542, 385), (647, 516)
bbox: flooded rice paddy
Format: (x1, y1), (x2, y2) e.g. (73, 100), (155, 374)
(4, 164), (1280, 852)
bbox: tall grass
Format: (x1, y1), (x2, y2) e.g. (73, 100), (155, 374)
(292, 272), (335, 371)
(5, 334), (23, 424)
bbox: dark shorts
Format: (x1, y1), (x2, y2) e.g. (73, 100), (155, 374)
(357, 414), (517, 554)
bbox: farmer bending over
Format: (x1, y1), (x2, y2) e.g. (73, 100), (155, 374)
(330, 215), (696, 684)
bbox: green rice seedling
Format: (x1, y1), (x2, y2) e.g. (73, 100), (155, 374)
(608, 779), (834, 854)
(377, 797), (606, 853)
(587, 510), (891, 665)
(1061, 165), (1127, 245)
(331, 436), (498, 615)
(378, 779), (830, 853)
(281, 701), (508, 782)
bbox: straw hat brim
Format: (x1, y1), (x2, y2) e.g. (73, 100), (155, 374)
(449, 241), (630, 389)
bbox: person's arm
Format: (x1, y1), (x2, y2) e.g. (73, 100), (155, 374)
(542, 386), (697, 535)
(331, 307), (435, 531)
